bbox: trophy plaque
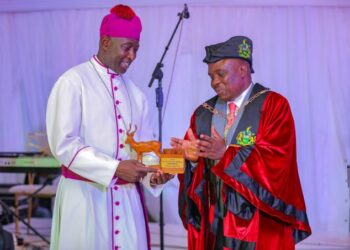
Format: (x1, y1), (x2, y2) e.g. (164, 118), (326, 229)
(159, 148), (184, 174)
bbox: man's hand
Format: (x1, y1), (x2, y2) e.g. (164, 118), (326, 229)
(115, 160), (158, 183)
(150, 171), (174, 186)
(197, 126), (226, 160)
(170, 128), (199, 162)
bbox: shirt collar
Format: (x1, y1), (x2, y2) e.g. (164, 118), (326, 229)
(228, 83), (253, 108)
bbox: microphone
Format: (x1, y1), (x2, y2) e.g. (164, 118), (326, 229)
(149, 4), (190, 88)
(183, 4), (190, 19)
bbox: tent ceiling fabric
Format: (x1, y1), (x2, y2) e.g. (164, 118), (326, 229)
(1, 0), (350, 12)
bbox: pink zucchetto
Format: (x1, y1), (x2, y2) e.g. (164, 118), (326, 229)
(100, 5), (142, 41)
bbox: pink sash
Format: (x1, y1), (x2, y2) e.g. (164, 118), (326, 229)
(61, 165), (130, 185)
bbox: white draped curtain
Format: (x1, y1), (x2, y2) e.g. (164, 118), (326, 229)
(0, 0), (349, 235)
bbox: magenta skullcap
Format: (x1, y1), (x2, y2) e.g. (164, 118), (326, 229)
(100, 5), (142, 41)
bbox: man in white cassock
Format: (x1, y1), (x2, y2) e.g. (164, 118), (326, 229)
(46, 4), (173, 250)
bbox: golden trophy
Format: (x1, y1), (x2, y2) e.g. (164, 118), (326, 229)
(125, 125), (184, 174)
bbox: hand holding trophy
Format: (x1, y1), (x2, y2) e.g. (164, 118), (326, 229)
(125, 125), (184, 183)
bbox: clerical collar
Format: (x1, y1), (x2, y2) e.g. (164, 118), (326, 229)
(91, 55), (119, 77)
(228, 83), (253, 109)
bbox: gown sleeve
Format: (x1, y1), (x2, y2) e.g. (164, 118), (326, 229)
(46, 73), (118, 187)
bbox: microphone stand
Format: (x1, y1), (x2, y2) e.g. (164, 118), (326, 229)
(148, 4), (189, 250)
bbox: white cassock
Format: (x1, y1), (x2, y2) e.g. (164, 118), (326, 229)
(47, 56), (161, 250)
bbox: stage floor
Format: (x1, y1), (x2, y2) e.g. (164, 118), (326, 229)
(3, 218), (350, 250)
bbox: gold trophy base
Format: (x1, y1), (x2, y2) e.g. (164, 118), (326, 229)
(159, 154), (184, 174)
(146, 148), (184, 174)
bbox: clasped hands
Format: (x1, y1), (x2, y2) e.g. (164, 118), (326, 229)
(170, 126), (226, 162)
(115, 160), (174, 185)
